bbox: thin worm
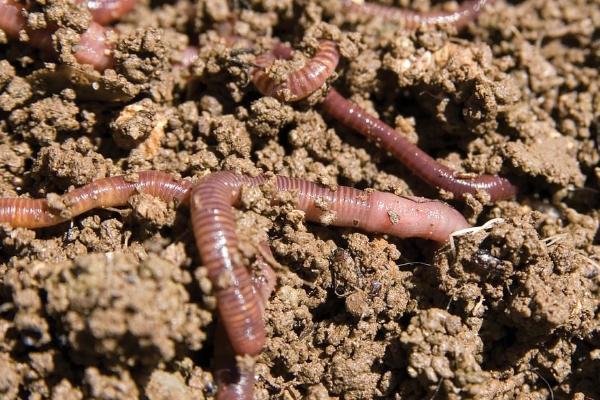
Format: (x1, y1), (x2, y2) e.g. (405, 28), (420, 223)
(248, 41), (515, 200)
(0, 171), (191, 228)
(213, 243), (277, 400)
(84, 0), (137, 25)
(190, 171), (468, 355)
(340, 0), (492, 30)
(320, 89), (517, 201)
(251, 40), (339, 102)
(0, 0), (116, 70)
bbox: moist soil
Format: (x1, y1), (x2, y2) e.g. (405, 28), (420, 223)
(0, 0), (599, 399)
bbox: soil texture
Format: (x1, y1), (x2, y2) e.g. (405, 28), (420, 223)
(0, 0), (599, 399)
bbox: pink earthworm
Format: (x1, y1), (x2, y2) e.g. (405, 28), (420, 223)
(320, 89), (517, 201)
(190, 171), (468, 355)
(250, 41), (516, 200)
(251, 40), (339, 102)
(0, 171), (191, 228)
(0, 0), (121, 70)
(83, 0), (137, 25)
(340, 0), (493, 30)
(213, 244), (277, 400)
(0, 170), (468, 385)
(71, 21), (115, 70)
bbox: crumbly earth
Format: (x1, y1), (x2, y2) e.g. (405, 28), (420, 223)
(0, 0), (599, 399)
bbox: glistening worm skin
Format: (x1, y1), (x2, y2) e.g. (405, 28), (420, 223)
(84, 0), (137, 25)
(340, 0), (493, 30)
(213, 244), (277, 400)
(0, 170), (468, 395)
(321, 89), (517, 201)
(0, 0), (121, 70)
(190, 171), (469, 355)
(0, 171), (191, 228)
(73, 22), (115, 70)
(252, 40), (339, 102)
(248, 41), (516, 200)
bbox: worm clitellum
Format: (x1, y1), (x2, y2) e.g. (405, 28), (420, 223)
(321, 89), (517, 201)
(341, 0), (493, 30)
(252, 40), (340, 102)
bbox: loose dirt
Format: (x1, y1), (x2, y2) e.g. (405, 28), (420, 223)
(0, 0), (599, 398)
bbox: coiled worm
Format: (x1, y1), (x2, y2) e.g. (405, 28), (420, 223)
(250, 40), (516, 200)
(251, 40), (339, 102)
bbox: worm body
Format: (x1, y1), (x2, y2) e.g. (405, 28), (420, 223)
(213, 244), (276, 400)
(1, 170), (469, 394)
(248, 42), (516, 200)
(190, 171), (468, 354)
(0, 0), (24, 38)
(341, 0), (492, 30)
(271, 173), (470, 241)
(0, 0), (115, 70)
(0, 0), (54, 50)
(252, 40), (339, 102)
(190, 173), (267, 356)
(0, 171), (191, 229)
(84, 0), (137, 25)
(72, 21), (114, 71)
(321, 89), (516, 201)
(213, 348), (255, 400)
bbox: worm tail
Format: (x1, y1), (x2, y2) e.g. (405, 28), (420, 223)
(321, 89), (516, 201)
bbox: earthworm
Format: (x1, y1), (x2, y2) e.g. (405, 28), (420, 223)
(84, 0), (137, 25)
(190, 171), (468, 355)
(340, 0), (493, 30)
(0, 170), (467, 358)
(0, 171), (191, 229)
(320, 89), (517, 201)
(248, 41), (515, 200)
(213, 244), (277, 400)
(72, 21), (114, 70)
(0, 0), (115, 70)
(251, 40), (339, 102)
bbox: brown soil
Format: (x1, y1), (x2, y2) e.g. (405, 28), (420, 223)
(1, 0), (599, 399)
